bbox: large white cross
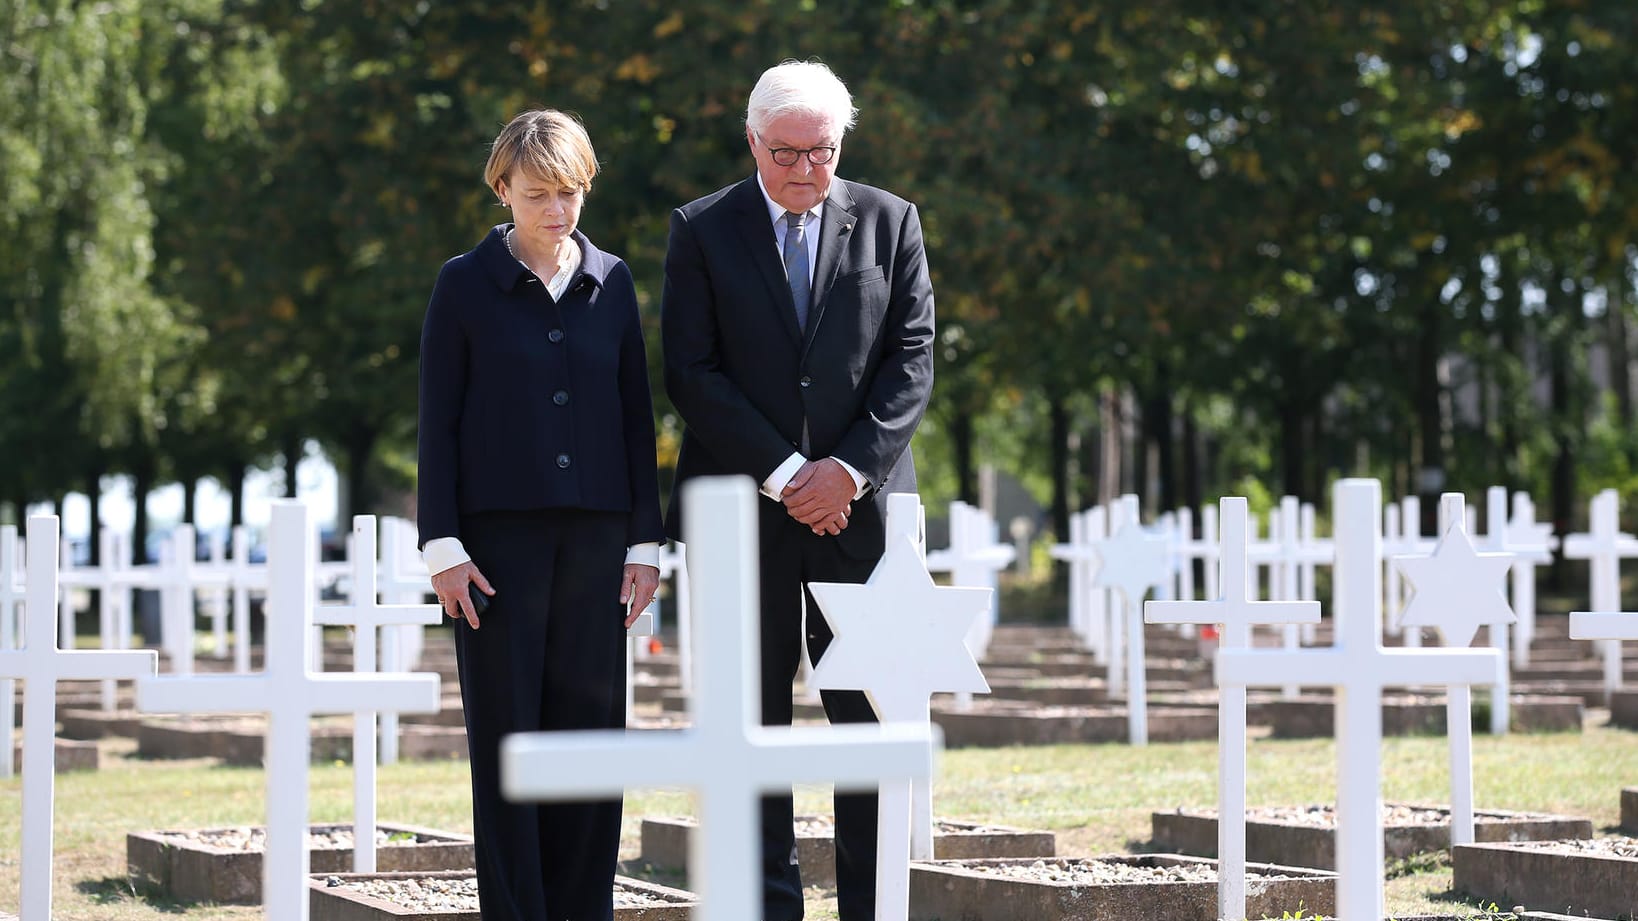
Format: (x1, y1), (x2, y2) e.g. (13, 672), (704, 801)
(808, 491), (990, 903)
(1217, 479), (1503, 921)
(0, 516), (158, 921)
(1092, 495), (1170, 744)
(228, 526), (269, 674)
(136, 501), (441, 921)
(1392, 492), (1515, 843)
(1561, 488), (1638, 696)
(501, 477), (936, 921)
(1050, 505), (1110, 661)
(311, 515), (444, 874)
(1146, 497), (1320, 921)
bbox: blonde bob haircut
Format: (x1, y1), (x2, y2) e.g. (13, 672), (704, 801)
(484, 109), (598, 200)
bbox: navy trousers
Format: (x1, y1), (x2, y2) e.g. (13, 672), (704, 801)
(454, 509), (628, 921)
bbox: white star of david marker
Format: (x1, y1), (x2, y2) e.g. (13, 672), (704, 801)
(1394, 523), (1515, 649)
(1092, 521), (1172, 605)
(809, 535), (991, 722)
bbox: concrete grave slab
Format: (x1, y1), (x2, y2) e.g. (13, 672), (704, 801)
(1623, 788), (1638, 834)
(58, 707), (145, 739)
(306, 872), (695, 920)
(907, 855), (1335, 921)
(1151, 804), (1594, 869)
(1266, 694), (1580, 738)
(1612, 688), (1638, 729)
(9, 737), (97, 773)
(641, 815), (1055, 887)
(928, 698), (1218, 747)
(1452, 838), (1638, 920)
(127, 823), (474, 904)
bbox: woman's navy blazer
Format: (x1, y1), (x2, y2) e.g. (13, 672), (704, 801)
(416, 225), (664, 550)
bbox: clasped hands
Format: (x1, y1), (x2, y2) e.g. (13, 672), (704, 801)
(781, 457), (855, 536)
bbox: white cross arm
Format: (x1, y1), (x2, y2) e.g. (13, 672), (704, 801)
(1144, 599), (1319, 627)
(501, 723), (936, 801)
(1216, 647), (1504, 690)
(1563, 535), (1638, 560)
(0, 649), (156, 682)
(137, 673), (441, 715)
(1569, 612), (1638, 642)
(312, 603), (443, 628)
(1048, 543), (1097, 562)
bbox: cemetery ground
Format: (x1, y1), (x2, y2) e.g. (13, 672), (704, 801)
(0, 712), (1630, 919)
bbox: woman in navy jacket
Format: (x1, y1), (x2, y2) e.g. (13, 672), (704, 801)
(416, 109), (663, 921)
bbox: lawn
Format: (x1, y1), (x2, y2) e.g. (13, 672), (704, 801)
(1, 718), (1632, 919)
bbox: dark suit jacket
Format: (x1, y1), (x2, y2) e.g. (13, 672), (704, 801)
(661, 176), (935, 559)
(417, 225), (664, 550)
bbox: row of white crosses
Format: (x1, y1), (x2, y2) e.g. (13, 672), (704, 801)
(502, 477), (946, 921)
(135, 501), (442, 921)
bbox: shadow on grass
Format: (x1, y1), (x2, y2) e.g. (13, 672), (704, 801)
(1416, 886), (1523, 920)
(1121, 835), (1167, 855)
(72, 876), (190, 913)
(617, 857), (688, 890)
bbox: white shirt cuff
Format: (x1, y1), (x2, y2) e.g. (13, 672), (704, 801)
(832, 457), (870, 500)
(423, 536), (470, 577)
(625, 542), (660, 568)
(760, 452), (808, 500)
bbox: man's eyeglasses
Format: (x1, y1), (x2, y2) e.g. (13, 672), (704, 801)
(758, 133), (837, 168)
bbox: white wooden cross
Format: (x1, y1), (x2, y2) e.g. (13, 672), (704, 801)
(1145, 497), (1320, 921)
(1, 524), (21, 779)
(1217, 479), (1503, 921)
(925, 501), (1014, 659)
(809, 491), (990, 902)
(0, 516), (158, 921)
(311, 515), (444, 873)
(500, 477), (936, 921)
(1383, 495), (1436, 647)
(1050, 506), (1110, 661)
(228, 525), (269, 674)
(1092, 494), (1170, 744)
(1561, 488), (1638, 697)
(658, 541), (694, 696)
(199, 529), (231, 659)
(136, 501), (441, 921)
(1472, 487), (1521, 731)
(1392, 492), (1515, 842)
(375, 516), (432, 763)
(1504, 490), (1556, 669)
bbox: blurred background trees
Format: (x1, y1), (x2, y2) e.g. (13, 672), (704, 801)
(4, 0), (1636, 549)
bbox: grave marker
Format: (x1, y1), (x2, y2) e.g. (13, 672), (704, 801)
(1505, 491), (1555, 668)
(0, 516), (158, 921)
(1561, 488), (1638, 697)
(1217, 479), (1503, 921)
(926, 501), (1014, 659)
(500, 477), (935, 921)
(1092, 495), (1170, 744)
(136, 501), (440, 921)
(1392, 493), (1515, 842)
(1145, 497), (1320, 921)
(1, 524), (20, 779)
(809, 491), (991, 882)
(311, 515), (444, 873)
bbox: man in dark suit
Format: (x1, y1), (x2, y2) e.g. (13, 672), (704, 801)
(660, 60), (935, 921)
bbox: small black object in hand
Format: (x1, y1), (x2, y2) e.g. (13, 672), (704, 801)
(468, 583), (490, 616)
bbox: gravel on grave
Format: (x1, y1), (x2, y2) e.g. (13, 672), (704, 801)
(792, 817), (1015, 836)
(323, 876), (676, 911)
(154, 825), (428, 852)
(961, 858), (1295, 885)
(1181, 804), (1511, 828)
(1507, 835), (1638, 858)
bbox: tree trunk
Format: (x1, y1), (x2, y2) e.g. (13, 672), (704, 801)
(1415, 302), (1445, 535)
(228, 461), (247, 529)
(1128, 394), (1146, 510)
(1279, 398), (1305, 501)
(1608, 278), (1633, 436)
(281, 434), (302, 498)
(1146, 380), (1176, 514)
(1181, 406), (1202, 526)
(1048, 394), (1070, 542)
(131, 458), (153, 566)
(343, 424), (380, 522)
(950, 411), (976, 505)
(182, 476), (197, 527)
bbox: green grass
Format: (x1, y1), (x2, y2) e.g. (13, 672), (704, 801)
(0, 724), (1633, 919)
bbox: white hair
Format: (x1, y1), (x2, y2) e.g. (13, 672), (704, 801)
(745, 60), (858, 138)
